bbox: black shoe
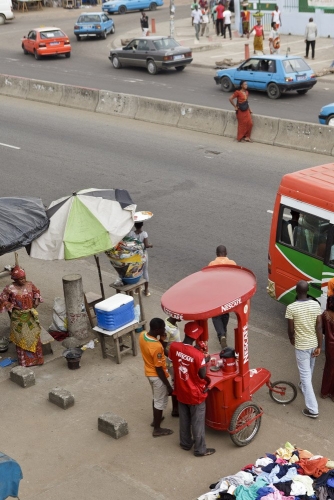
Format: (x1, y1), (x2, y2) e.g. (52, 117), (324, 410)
(220, 336), (227, 348)
(195, 448), (216, 457)
(302, 408), (318, 418)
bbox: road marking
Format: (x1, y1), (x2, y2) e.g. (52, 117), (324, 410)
(267, 210), (273, 214)
(0, 142), (21, 150)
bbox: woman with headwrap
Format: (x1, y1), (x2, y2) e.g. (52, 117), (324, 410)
(0, 266), (44, 366)
(320, 295), (334, 401)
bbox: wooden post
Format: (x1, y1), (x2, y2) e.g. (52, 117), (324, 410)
(245, 43), (250, 59)
(151, 18), (156, 33)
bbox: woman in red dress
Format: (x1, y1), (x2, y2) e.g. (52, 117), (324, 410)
(229, 81), (253, 142)
(0, 266), (44, 367)
(320, 295), (334, 401)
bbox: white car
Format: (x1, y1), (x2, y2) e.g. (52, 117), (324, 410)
(0, 0), (14, 24)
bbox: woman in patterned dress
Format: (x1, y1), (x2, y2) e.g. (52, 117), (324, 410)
(229, 81), (253, 142)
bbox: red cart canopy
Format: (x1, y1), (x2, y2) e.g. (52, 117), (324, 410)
(161, 265), (256, 320)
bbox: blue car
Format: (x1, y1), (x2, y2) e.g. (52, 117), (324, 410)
(102, 0), (163, 15)
(319, 103), (334, 126)
(214, 55), (317, 100)
(74, 12), (115, 40)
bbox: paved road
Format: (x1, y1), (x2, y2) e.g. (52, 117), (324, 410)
(0, 95), (331, 335)
(0, 8), (333, 123)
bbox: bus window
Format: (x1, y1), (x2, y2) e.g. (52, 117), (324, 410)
(327, 227), (334, 268)
(278, 206), (329, 259)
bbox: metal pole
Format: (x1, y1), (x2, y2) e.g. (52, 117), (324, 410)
(63, 274), (89, 340)
(170, 0), (175, 37)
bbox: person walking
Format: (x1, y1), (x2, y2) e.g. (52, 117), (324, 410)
(201, 6), (210, 36)
(207, 245), (236, 347)
(163, 316), (181, 416)
(248, 18), (264, 54)
(129, 221), (152, 296)
(285, 280), (322, 418)
(271, 5), (281, 29)
(215, 0), (225, 36)
(305, 17), (317, 59)
(223, 5), (232, 39)
(320, 295), (334, 401)
(191, 4), (203, 41)
(169, 322), (215, 457)
(269, 22), (280, 54)
(140, 11), (149, 35)
(229, 81), (253, 143)
(139, 318), (174, 437)
(240, 4), (250, 36)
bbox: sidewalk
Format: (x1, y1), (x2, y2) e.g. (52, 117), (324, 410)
(1, 250), (334, 500)
(112, 15), (334, 80)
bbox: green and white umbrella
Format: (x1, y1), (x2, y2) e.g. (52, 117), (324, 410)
(29, 188), (136, 260)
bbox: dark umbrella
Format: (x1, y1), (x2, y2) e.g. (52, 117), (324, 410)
(0, 197), (49, 256)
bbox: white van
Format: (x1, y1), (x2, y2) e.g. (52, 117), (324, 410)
(0, 0), (14, 24)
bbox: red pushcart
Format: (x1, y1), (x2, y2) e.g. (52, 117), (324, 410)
(161, 265), (297, 447)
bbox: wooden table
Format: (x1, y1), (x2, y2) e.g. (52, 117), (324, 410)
(94, 320), (139, 364)
(109, 278), (147, 331)
(17, 0), (43, 11)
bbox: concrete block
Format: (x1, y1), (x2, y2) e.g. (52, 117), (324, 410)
(60, 85), (99, 111)
(10, 366), (35, 388)
(0, 75), (29, 99)
(135, 97), (180, 126)
(251, 114), (279, 145)
(178, 104), (227, 136)
(27, 79), (62, 105)
(96, 91), (138, 118)
(274, 119), (334, 156)
(223, 110), (239, 139)
(98, 412), (128, 439)
(49, 388), (75, 409)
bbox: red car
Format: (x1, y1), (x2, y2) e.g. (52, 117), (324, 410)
(22, 27), (71, 60)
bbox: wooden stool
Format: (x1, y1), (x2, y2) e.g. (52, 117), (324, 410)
(94, 321), (138, 364)
(84, 292), (103, 328)
(109, 279), (147, 331)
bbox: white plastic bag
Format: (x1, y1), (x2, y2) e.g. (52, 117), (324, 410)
(49, 297), (68, 332)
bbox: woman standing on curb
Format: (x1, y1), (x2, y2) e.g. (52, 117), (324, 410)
(229, 81), (253, 142)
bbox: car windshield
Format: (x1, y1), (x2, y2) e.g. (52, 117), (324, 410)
(78, 15), (101, 22)
(40, 30), (65, 38)
(283, 58), (310, 73)
(153, 38), (179, 50)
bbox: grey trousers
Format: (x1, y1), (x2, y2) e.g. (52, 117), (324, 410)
(212, 313), (229, 339)
(178, 400), (206, 455)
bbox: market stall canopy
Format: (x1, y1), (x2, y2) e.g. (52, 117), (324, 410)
(0, 197), (49, 256)
(29, 188), (136, 260)
(161, 265), (257, 320)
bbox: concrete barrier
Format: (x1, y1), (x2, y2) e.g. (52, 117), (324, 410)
(27, 79), (63, 105)
(223, 111), (238, 139)
(178, 104), (228, 136)
(274, 119), (334, 156)
(96, 90), (138, 118)
(0, 75), (29, 99)
(251, 115), (279, 145)
(60, 85), (99, 111)
(135, 96), (180, 126)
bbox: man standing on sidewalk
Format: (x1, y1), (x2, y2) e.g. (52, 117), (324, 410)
(223, 4), (232, 39)
(271, 5), (281, 29)
(285, 280), (322, 419)
(140, 11), (149, 35)
(305, 17), (317, 59)
(215, 0), (225, 36)
(191, 4), (203, 41)
(208, 245), (236, 348)
(169, 322), (215, 457)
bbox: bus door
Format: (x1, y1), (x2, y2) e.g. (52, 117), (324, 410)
(270, 195), (334, 308)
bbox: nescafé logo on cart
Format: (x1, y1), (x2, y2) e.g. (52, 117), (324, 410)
(221, 297), (241, 312)
(163, 307), (183, 320)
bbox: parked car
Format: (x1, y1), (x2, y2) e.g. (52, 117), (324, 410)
(22, 27), (71, 60)
(109, 36), (192, 75)
(74, 12), (115, 40)
(102, 0), (163, 15)
(0, 0), (14, 24)
(319, 103), (334, 126)
(214, 55), (317, 99)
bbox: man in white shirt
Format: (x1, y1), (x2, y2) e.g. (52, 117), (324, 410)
(305, 17), (317, 59)
(223, 7), (232, 39)
(269, 22), (280, 54)
(191, 4), (203, 41)
(271, 5), (281, 29)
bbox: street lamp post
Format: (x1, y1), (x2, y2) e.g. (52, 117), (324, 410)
(170, 0), (175, 37)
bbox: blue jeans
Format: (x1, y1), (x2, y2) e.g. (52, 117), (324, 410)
(295, 348), (318, 414)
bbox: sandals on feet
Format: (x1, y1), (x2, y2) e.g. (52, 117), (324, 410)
(194, 448), (216, 457)
(152, 428), (174, 437)
(144, 291), (151, 297)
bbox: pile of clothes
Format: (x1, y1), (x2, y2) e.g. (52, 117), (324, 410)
(198, 442), (334, 500)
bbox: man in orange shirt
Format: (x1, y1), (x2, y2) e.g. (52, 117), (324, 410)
(208, 245), (237, 348)
(139, 318), (174, 437)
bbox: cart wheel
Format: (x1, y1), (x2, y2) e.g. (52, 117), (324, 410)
(269, 380), (297, 404)
(229, 402), (262, 447)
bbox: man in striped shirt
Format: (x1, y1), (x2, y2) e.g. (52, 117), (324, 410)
(285, 280), (322, 418)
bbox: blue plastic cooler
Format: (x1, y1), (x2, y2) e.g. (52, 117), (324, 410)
(95, 295), (135, 331)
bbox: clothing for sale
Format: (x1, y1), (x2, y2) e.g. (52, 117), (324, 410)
(257, 464), (298, 484)
(235, 478), (268, 500)
(274, 481), (293, 496)
(299, 457), (329, 478)
(314, 469), (334, 488)
(255, 458), (274, 468)
(261, 486), (294, 500)
(292, 475), (314, 496)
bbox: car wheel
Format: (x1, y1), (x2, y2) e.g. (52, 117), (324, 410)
(101, 30), (107, 39)
(149, 2), (157, 10)
(220, 76), (233, 92)
(147, 59), (157, 75)
(111, 25), (115, 34)
(34, 50), (41, 60)
(112, 55), (122, 69)
(297, 89), (308, 95)
(175, 65), (185, 72)
(76, 35), (81, 41)
(0, 15), (5, 25)
(118, 5), (126, 14)
(22, 44), (29, 55)
(326, 114), (334, 126)
(65, 52), (71, 58)
(267, 82), (281, 99)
